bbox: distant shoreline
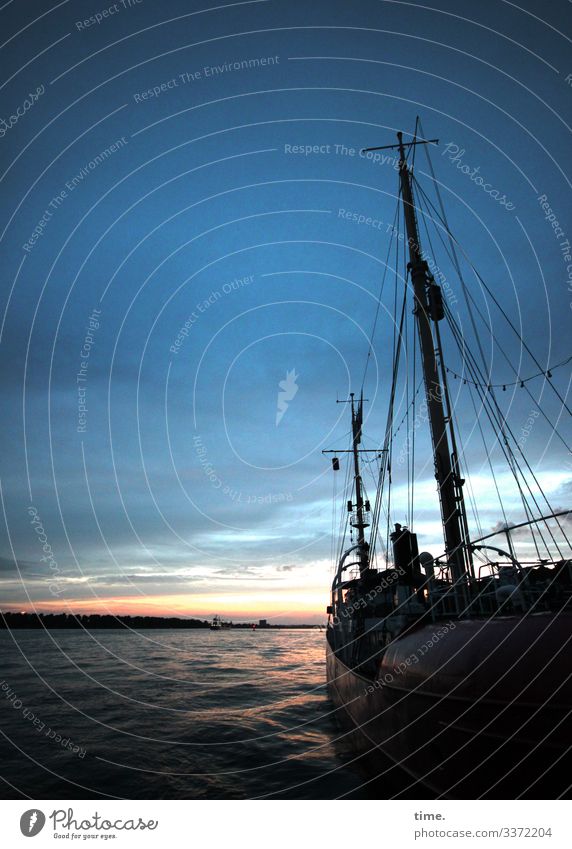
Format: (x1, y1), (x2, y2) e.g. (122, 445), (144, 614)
(1, 612), (321, 630)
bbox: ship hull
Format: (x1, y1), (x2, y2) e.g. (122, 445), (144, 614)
(326, 611), (572, 798)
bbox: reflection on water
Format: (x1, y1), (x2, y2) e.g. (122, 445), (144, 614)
(0, 629), (422, 799)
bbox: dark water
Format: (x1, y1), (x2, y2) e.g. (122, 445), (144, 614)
(0, 628), (421, 800)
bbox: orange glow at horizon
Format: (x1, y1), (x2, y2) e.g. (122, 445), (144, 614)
(10, 589), (328, 623)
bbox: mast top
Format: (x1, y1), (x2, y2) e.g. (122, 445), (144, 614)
(336, 392), (369, 405)
(362, 133), (438, 155)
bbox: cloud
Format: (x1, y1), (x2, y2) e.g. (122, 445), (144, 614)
(487, 509), (571, 541)
(0, 556), (37, 573)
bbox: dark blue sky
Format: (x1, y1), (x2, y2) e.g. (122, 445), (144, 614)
(1, 0), (570, 621)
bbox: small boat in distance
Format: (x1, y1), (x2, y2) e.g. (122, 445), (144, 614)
(210, 615), (232, 630)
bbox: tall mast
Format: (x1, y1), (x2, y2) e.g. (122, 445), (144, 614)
(350, 392), (369, 576)
(396, 131), (469, 590)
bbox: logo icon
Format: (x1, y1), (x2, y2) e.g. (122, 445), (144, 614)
(276, 369), (299, 426)
(20, 810), (46, 837)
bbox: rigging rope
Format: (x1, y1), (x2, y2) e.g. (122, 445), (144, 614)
(411, 160), (571, 557)
(445, 301), (570, 557)
(414, 178), (571, 456)
(445, 355), (571, 390)
(340, 119), (570, 575)
(412, 172), (572, 420)
(361, 200), (400, 392)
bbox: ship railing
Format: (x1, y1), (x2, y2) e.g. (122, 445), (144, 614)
(459, 559), (572, 617)
(331, 544), (363, 594)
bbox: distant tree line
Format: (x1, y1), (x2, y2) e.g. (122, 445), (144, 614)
(0, 611), (210, 629)
(0, 612), (320, 629)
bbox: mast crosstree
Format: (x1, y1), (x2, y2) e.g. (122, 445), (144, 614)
(323, 392), (377, 577)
